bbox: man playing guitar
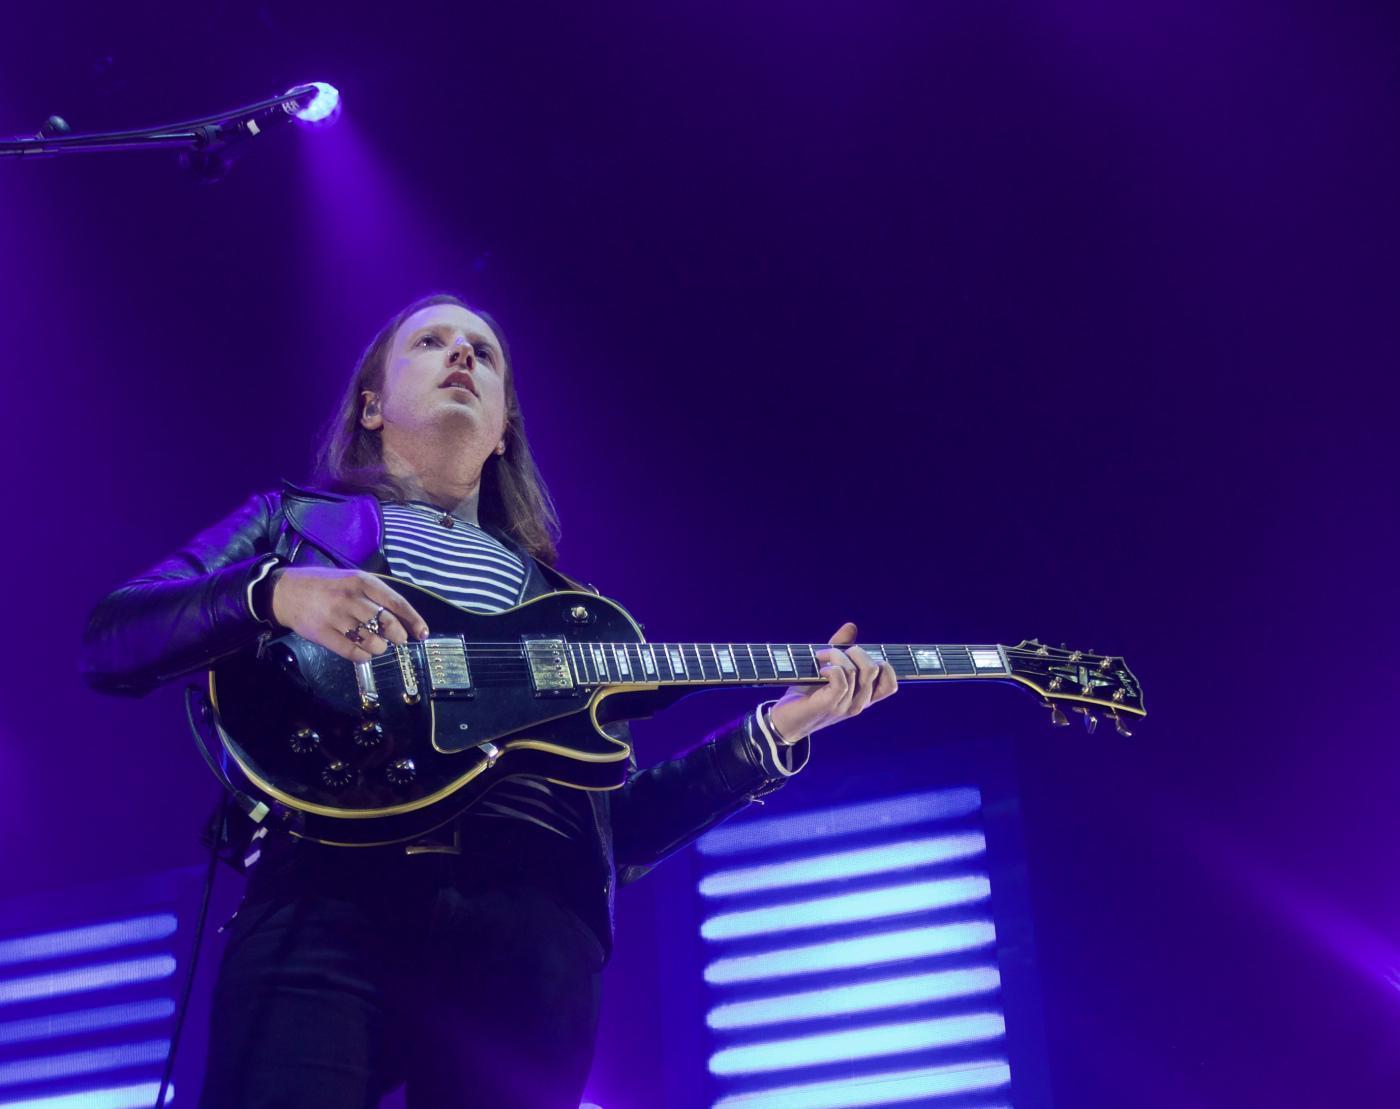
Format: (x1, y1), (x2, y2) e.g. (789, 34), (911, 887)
(81, 293), (898, 1108)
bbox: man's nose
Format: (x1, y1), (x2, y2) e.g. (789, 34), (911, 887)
(448, 339), (475, 366)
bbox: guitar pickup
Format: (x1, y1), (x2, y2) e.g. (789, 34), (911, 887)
(422, 638), (474, 700)
(525, 638), (575, 696)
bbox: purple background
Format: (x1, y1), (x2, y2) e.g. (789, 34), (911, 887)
(2, 2), (1397, 1105)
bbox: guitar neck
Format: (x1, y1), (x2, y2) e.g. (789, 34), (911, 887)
(564, 641), (1010, 689)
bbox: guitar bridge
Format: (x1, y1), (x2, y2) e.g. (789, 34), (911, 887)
(396, 644), (421, 704)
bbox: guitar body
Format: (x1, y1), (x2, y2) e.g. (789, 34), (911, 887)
(210, 584), (652, 846)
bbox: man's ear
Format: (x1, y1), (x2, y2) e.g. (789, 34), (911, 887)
(360, 391), (383, 430)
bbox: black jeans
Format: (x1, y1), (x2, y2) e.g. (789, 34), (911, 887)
(198, 835), (606, 1109)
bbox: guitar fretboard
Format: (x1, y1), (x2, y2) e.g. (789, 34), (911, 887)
(557, 642), (1008, 687)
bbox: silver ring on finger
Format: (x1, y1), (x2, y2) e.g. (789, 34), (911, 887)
(345, 625), (366, 645)
(364, 605), (388, 635)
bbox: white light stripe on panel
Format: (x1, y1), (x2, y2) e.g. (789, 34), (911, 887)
(0, 1039), (169, 1088)
(701, 875), (991, 940)
(699, 834), (987, 898)
(706, 966), (1002, 1029)
(0, 956), (177, 1007)
(0, 916), (178, 968)
(709, 1012), (1005, 1076)
(0, 999), (175, 1046)
(0, 1081), (173, 1109)
(704, 920), (997, 985)
(698, 789), (983, 857)
(711, 1058), (1012, 1108)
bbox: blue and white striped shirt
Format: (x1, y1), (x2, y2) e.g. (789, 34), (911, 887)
(381, 501), (586, 841)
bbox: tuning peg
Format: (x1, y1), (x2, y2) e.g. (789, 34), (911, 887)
(1108, 710), (1133, 737)
(1098, 656), (1114, 672)
(1045, 702), (1069, 727)
(1072, 706), (1098, 734)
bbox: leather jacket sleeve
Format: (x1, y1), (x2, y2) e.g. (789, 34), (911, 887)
(80, 492), (283, 697)
(610, 712), (810, 881)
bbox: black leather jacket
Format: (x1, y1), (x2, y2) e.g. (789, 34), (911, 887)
(80, 482), (807, 945)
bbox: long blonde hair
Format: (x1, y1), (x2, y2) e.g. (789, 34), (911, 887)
(313, 293), (560, 564)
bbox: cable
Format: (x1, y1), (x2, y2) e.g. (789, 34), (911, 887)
(184, 686), (270, 826)
(154, 790), (227, 1109)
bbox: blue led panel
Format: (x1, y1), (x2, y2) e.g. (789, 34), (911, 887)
(707, 966), (1001, 1030)
(0, 917), (178, 969)
(710, 1059), (1012, 1108)
(0, 877), (189, 1107)
(700, 834), (986, 898)
(697, 787), (1019, 1107)
(0, 1000), (175, 1047)
(0, 1080), (174, 1109)
(698, 789), (984, 858)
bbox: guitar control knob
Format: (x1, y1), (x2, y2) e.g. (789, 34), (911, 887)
(289, 727), (321, 755)
(386, 758), (417, 786)
(355, 721), (384, 750)
(321, 761), (355, 791)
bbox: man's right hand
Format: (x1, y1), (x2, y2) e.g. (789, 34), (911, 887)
(270, 568), (430, 661)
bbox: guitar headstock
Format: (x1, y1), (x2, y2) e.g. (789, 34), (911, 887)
(1004, 640), (1146, 735)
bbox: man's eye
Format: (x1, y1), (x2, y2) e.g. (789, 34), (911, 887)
(477, 349), (494, 363)
(416, 335), (441, 347)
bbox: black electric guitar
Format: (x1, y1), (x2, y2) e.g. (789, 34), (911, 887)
(207, 577), (1146, 846)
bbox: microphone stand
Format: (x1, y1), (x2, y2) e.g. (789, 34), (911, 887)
(0, 85), (321, 159)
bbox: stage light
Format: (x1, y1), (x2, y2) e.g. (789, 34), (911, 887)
(0, 1080), (173, 1109)
(0, 956), (176, 1007)
(699, 833), (986, 898)
(704, 919), (997, 985)
(706, 965), (1001, 1030)
(709, 1011), (1005, 1076)
(292, 82), (341, 126)
(710, 1059), (1011, 1108)
(702, 874), (991, 941)
(0, 915), (177, 967)
(697, 788), (983, 857)
(0, 1040), (168, 1089)
(0, 999), (175, 1047)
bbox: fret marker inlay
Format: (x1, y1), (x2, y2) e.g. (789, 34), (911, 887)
(914, 649), (942, 671)
(971, 649), (1003, 670)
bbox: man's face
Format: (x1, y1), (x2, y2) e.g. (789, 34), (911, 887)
(365, 304), (508, 460)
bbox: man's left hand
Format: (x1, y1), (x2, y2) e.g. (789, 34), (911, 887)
(767, 622), (898, 744)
